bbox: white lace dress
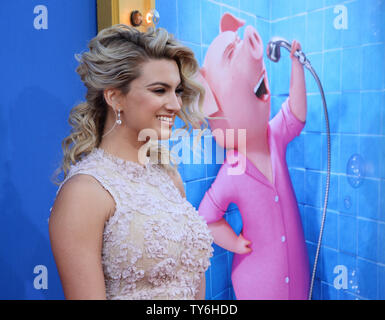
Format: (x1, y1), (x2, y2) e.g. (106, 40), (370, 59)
(57, 148), (213, 300)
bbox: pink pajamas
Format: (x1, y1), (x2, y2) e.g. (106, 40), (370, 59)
(199, 98), (310, 299)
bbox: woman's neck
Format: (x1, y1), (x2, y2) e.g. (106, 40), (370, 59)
(98, 127), (147, 164)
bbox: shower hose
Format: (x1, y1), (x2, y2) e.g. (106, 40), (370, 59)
(294, 56), (331, 300)
(268, 45), (331, 300)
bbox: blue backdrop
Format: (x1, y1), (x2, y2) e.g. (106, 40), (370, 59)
(0, 0), (97, 299)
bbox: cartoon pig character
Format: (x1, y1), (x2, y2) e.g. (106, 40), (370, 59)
(197, 13), (310, 299)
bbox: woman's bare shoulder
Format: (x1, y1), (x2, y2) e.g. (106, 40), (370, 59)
(51, 174), (115, 224)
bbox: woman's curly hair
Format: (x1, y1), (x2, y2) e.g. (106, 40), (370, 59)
(53, 24), (207, 184)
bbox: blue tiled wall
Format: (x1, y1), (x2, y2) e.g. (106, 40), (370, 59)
(157, 0), (385, 300)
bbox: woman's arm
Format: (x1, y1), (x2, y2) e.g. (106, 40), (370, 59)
(49, 174), (115, 300)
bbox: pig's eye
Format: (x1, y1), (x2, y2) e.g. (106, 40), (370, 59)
(225, 43), (235, 60)
(228, 47), (234, 59)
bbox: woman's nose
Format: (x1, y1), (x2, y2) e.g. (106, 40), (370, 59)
(166, 93), (182, 111)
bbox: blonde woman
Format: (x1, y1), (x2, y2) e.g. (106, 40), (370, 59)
(49, 25), (213, 300)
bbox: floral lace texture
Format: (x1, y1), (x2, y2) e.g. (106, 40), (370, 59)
(58, 148), (213, 300)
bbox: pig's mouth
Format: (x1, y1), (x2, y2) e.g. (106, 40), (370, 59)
(254, 72), (270, 102)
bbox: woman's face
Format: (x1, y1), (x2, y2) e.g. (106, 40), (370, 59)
(120, 58), (183, 140)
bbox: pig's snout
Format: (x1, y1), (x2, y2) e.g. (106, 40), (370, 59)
(244, 26), (263, 61)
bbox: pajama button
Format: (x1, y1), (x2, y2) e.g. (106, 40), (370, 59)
(274, 195), (279, 202)
(285, 277), (290, 283)
(281, 236), (286, 242)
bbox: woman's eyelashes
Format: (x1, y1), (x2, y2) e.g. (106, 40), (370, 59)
(151, 87), (165, 94)
(152, 87), (184, 96)
(175, 87), (184, 96)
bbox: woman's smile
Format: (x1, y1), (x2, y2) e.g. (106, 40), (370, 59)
(156, 115), (174, 127)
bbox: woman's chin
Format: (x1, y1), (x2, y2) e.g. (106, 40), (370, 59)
(159, 128), (172, 140)
(157, 123), (173, 140)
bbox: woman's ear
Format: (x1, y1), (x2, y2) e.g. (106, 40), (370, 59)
(103, 88), (122, 110)
(103, 88), (123, 112)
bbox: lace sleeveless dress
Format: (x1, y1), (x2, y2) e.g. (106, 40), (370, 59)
(57, 148), (213, 300)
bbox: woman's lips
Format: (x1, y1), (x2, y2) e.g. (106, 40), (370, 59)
(156, 115), (174, 127)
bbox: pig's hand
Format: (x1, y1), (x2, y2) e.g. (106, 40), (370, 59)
(234, 233), (252, 254)
(289, 39), (307, 122)
(290, 40), (303, 65)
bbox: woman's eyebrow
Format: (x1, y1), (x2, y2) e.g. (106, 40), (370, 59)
(146, 81), (182, 88)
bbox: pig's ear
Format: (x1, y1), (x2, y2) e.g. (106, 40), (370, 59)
(194, 68), (220, 117)
(220, 13), (245, 33)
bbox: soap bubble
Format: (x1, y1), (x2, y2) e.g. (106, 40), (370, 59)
(346, 154), (365, 188)
(344, 196), (352, 209)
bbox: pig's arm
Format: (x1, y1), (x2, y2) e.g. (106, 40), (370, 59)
(208, 219), (252, 254)
(199, 171), (252, 255)
(288, 40), (307, 123)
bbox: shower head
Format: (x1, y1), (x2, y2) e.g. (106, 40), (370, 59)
(267, 36), (309, 67)
(266, 37), (292, 63)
